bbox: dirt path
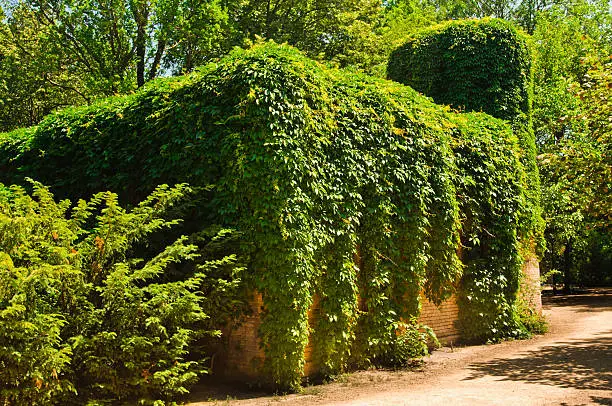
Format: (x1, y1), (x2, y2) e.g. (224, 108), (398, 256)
(190, 288), (612, 406)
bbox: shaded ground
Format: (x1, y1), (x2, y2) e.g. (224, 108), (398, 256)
(189, 288), (612, 406)
(465, 333), (611, 392)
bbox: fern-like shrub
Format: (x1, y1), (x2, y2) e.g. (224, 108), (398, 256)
(0, 181), (240, 405)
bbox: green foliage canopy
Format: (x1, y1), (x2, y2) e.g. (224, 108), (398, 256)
(0, 5), (89, 131)
(532, 4), (612, 289)
(0, 43), (538, 389)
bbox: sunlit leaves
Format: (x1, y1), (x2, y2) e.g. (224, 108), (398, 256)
(0, 183), (228, 404)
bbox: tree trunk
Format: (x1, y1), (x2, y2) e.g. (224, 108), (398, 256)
(184, 48), (193, 73)
(132, 1), (149, 88)
(563, 238), (573, 293)
(265, 0), (272, 38)
(148, 39), (166, 81)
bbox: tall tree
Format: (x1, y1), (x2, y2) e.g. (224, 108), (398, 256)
(23, 0), (228, 93)
(224, 0), (382, 57)
(27, 0), (137, 94)
(163, 0), (229, 74)
(317, 0), (439, 75)
(559, 56), (612, 223)
(514, 0), (549, 33)
(537, 52), (612, 289)
(425, 0), (515, 19)
(0, 4), (87, 131)
(531, 7), (596, 145)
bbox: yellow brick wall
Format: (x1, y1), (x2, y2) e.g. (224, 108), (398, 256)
(418, 295), (461, 344)
(215, 292), (265, 380)
(217, 292), (322, 381)
(303, 294), (320, 376)
(216, 257), (542, 380)
(521, 256), (543, 314)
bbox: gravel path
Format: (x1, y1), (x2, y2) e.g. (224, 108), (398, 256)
(189, 288), (612, 406)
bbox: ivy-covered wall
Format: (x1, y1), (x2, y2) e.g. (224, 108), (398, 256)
(387, 19), (544, 343)
(0, 42), (538, 390)
(387, 18), (532, 123)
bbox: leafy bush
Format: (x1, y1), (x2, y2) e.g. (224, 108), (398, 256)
(517, 299), (548, 336)
(0, 181), (240, 405)
(0, 43), (536, 389)
(372, 320), (439, 368)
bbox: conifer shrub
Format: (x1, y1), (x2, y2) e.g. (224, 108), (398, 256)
(0, 43), (537, 390)
(0, 181), (242, 405)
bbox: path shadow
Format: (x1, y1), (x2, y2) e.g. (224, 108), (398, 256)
(542, 288), (612, 313)
(464, 332), (612, 391)
(187, 377), (274, 403)
(189, 291), (612, 403)
(589, 395), (612, 405)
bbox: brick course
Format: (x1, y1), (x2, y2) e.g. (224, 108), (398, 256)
(419, 295), (460, 344)
(521, 256), (543, 314)
(217, 258), (541, 381)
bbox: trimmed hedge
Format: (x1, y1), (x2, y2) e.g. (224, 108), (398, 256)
(0, 42), (535, 390)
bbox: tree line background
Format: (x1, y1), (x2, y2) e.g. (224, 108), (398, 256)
(1, 0), (610, 288)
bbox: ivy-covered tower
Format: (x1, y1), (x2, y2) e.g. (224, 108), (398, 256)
(388, 18), (544, 340)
